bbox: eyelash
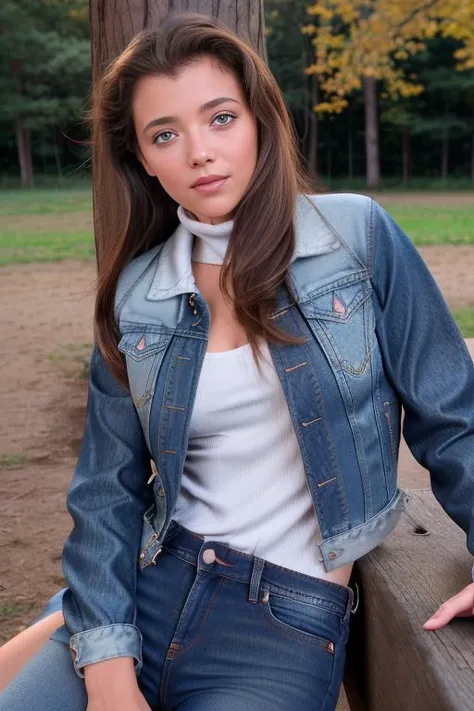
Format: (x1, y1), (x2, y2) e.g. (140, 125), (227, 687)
(152, 112), (237, 145)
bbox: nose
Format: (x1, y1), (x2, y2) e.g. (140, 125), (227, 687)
(187, 131), (215, 168)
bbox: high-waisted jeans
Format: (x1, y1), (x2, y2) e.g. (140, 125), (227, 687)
(0, 521), (355, 710)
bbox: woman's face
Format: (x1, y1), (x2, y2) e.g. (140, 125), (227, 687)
(133, 55), (258, 224)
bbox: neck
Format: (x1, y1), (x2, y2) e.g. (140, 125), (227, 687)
(177, 205), (233, 265)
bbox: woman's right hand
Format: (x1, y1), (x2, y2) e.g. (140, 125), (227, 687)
(84, 657), (152, 711)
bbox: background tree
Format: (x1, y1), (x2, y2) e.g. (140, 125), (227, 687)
(0, 0), (90, 186)
(303, 0), (474, 188)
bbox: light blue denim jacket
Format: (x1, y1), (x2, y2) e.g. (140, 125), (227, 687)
(53, 193), (474, 677)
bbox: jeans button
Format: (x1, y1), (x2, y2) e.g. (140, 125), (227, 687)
(203, 548), (216, 564)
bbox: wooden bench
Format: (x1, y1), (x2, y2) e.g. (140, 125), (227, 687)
(344, 338), (474, 711)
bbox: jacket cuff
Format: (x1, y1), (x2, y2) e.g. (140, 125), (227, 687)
(68, 623), (142, 679)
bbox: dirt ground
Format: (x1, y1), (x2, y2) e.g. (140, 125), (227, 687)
(1, 227), (474, 676)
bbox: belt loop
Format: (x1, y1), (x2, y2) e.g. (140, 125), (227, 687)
(343, 584), (355, 623)
(351, 582), (360, 615)
(248, 557), (265, 603)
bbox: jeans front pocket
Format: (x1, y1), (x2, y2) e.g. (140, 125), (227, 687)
(261, 587), (341, 653)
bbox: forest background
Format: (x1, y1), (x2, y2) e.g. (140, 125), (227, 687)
(2, 0), (474, 191)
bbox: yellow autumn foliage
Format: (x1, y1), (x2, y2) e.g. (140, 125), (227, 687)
(305, 0), (474, 113)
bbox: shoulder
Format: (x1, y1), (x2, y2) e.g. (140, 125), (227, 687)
(114, 244), (164, 319)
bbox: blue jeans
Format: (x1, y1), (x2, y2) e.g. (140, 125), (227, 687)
(0, 521), (354, 710)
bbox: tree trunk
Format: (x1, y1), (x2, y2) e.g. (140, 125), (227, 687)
(471, 132), (474, 184)
(402, 127), (412, 187)
(441, 131), (449, 183)
(308, 74), (319, 179)
(53, 132), (64, 185)
(15, 119), (34, 188)
(348, 111), (353, 180)
(363, 76), (381, 191)
(12, 59), (34, 188)
(89, 0), (266, 266)
(326, 125), (332, 183)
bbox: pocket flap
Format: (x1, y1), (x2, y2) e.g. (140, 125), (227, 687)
(118, 330), (169, 361)
(304, 280), (371, 323)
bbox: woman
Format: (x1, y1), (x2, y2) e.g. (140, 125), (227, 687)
(1, 13), (473, 711)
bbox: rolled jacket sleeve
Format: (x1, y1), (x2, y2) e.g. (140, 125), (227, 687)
(61, 346), (152, 678)
(369, 199), (474, 556)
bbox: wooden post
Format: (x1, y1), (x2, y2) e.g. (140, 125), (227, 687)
(89, 0), (266, 265)
(344, 340), (474, 711)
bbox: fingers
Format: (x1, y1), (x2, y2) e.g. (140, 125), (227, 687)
(423, 585), (474, 630)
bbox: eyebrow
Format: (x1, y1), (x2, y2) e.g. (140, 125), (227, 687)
(143, 97), (241, 133)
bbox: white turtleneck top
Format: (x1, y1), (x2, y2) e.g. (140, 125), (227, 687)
(172, 206), (327, 579)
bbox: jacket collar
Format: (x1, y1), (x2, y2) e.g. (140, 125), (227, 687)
(146, 193), (340, 302)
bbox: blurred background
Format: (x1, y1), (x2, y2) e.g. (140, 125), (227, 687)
(0, 5), (473, 704)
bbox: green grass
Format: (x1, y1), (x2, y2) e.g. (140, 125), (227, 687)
(327, 176), (474, 192)
(452, 308), (474, 338)
(0, 187), (92, 216)
(383, 205), (474, 246)
(0, 453), (28, 470)
(0, 230), (94, 265)
(0, 187), (94, 264)
(0, 188), (473, 267)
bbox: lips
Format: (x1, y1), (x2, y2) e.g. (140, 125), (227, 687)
(191, 174), (228, 188)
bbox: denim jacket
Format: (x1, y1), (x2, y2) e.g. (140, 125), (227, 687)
(56, 193), (474, 677)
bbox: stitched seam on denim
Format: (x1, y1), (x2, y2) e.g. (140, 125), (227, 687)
(370, 359), (391, 503)
(383, 401), (397, 460)
(267, 591), (344, 620)
(159, 650), (173, 708)
(309, 285), (371, 323)
(367, 199), (375, 278)
(263, 588), (346, 619)
(320, 642), (338, 711)
(192, 562), (351, 611)
(159, 572), (217, 708)
(141, 351), (164, 402)
(174, 576), (225, 657)
(299, 270), (369, 305)
(119, 322), (172, 335)
(265, 571), (348, 595)
(163, 546), (198, 567)
(260, 599), (334, 649)
(172, 328), (208, 340)
(290, 306), (350, 527)
(158, 340), (181, 472)
(323, 488), (403, 544)
(318, 319), (371, 377)
(120, 342), (169, 362)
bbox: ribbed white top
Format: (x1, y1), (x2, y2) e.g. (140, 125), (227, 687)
(173, 340), (328, 578)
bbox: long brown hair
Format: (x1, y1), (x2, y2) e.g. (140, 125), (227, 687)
(91, 13), (314, 388)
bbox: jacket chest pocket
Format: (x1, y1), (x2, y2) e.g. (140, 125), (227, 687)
(118, 329), (172, 409)
(300, 279), (373, 376)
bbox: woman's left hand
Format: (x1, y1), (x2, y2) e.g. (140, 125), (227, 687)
(423, 582), (474, 630)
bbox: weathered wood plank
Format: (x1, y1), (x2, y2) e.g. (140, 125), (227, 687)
(345, 489), (474, 711)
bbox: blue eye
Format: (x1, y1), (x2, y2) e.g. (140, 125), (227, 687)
(212, 112), (236, 126)
(154, 130), (175, 145)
